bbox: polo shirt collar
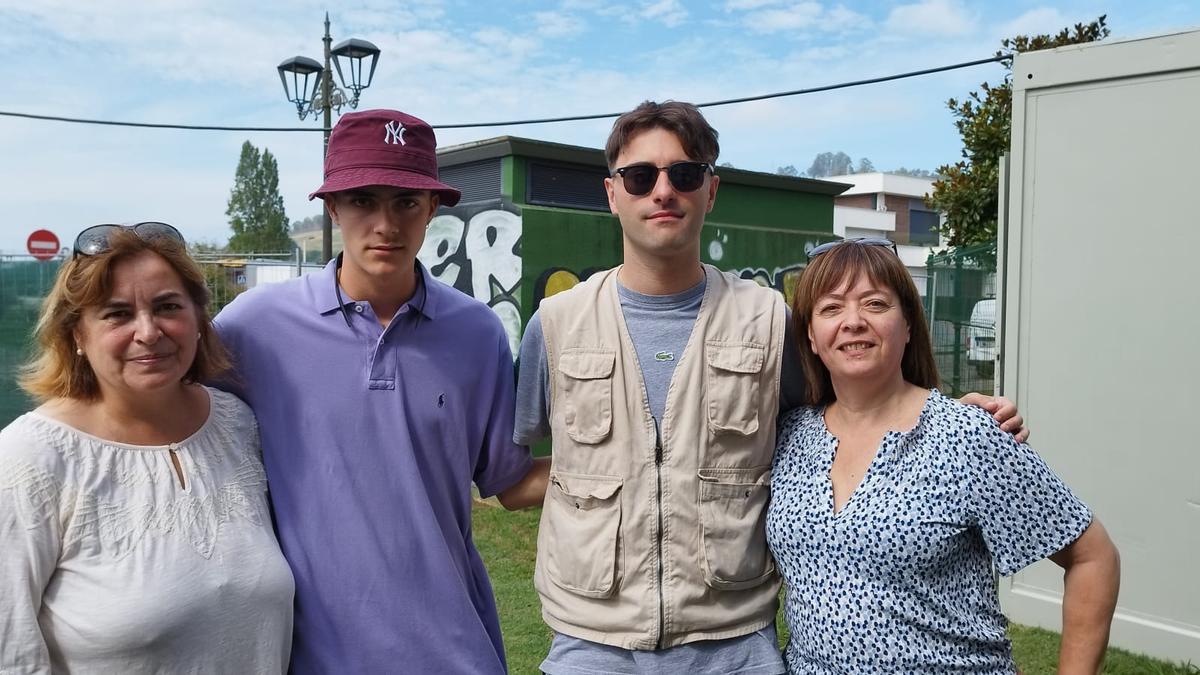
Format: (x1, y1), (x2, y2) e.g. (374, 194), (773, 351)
(314, 256), (440, 321)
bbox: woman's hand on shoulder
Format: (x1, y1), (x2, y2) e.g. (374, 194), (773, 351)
(958, 393), (1029, 443)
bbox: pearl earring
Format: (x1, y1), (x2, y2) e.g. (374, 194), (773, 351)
(75, 347), (84, 356)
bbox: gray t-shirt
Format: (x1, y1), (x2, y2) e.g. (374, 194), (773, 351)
(514, 279), (803, 446)
(514, 277), (801, 674)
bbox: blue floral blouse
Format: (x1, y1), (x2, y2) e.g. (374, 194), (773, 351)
(766, 389), (1092, 674)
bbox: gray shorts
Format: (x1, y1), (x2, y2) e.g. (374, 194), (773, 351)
(540, 624), (785, 675)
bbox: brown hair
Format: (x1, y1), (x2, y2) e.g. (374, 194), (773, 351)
(604, 100), (720, 169)
(20, 228), (231, 401)
(791, 241), (939, 406)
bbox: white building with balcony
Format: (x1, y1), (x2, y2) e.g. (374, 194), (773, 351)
(825, 172), (944, 293)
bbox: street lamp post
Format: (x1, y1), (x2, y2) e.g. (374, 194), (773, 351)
(277, 14), (380, 263)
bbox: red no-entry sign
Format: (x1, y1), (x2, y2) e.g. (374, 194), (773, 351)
(27, 229), (60, 261)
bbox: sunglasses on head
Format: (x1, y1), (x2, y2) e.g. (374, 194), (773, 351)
(73, 222), (186, 258)
(612, 161), (712, 196)
(807, 237), (898, 261)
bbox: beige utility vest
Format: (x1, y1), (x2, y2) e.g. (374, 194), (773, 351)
(535, 264), (786, 649)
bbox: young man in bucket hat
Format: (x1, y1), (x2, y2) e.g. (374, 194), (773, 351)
(514, 100), (1026, 674)
(215, 109), (549, 674)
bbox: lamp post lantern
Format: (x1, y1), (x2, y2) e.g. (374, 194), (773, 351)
(277, 14), (381, 263)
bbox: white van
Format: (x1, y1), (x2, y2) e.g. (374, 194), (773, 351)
(966, 298), (996, 377)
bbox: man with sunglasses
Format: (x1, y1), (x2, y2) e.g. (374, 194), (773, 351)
(514, 100), (1026, 674)
(213, 109), (548, 674)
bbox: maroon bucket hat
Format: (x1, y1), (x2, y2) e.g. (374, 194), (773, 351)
(308, 109), (461, 206)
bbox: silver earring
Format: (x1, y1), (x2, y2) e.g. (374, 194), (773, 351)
(197, 332), (202, 340)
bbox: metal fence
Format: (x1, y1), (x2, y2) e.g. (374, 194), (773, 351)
(0, 252), (318, 427)
(0, 245), (1001, 426)
(0, 256), (61, 426)
(924, 241), (998, 397)
(191, 252), (322, 314)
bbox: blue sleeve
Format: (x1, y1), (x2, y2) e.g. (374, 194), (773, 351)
(513, 311), (551, 446)
(473, 322), (534, 498)
(210, 293), (254, 400)
(962, 410), (1093, 576)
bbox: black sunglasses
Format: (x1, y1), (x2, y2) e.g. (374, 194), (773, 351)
(73, 222), (186, 258)
(807, 237), (898, 261)
(612, 161), (712, 196)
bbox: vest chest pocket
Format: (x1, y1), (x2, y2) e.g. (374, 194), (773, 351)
(698, 466), (775, 590)
(543, 472), (623, 597)
(704, 342), (765, 436)
(557, 349), (615, 444)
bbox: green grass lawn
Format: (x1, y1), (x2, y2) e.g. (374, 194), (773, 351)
(473, 503), (1197, 675)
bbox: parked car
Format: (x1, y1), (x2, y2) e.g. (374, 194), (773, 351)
(966, 298), (996, 377)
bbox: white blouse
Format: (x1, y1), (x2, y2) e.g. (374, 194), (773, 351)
(0, 387), (294, 674)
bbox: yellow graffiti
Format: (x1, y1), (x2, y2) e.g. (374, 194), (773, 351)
(781, 268), (803, 306)
(542, 269), (580, 299)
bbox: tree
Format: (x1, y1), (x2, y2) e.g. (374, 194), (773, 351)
(188, 240), (226, 254)
(226, 141), (292, 254)
(804, 151), (855, 177)
(856, 157), (875, 173)
(928, 16), (1109, 248)
(891, 167), (939, 178)
(291, 213), (324, 233)
(776, 165), (799, 177)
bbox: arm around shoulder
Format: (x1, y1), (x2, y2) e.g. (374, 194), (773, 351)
(959, 392), (1029, 443)
(497, 456), (551, 510)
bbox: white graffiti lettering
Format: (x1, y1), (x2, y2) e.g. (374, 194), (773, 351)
(418, 209), (523, 358)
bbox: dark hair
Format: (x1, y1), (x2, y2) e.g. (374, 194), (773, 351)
(604, 100), (719, 169)
(20, 228), (230, 401)
(791, 242), (939, 406)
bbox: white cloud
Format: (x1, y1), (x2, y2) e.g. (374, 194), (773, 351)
(5, 0), (1187, 255)
(724, 0), (785, 10)
(642, 0), (688, 28)
(745, 2), (823, 32)
(534, 10), (585, 38)
(994, 8), (1072, 41)
(885, 0), (977, 37)
(739, 2), (866, 35)
(472, 27), (541, 60)
(0, 1), (457, 88)
(826, 5), (869, 32)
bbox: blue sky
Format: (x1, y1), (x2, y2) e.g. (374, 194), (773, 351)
(2, 0), (1198, 254)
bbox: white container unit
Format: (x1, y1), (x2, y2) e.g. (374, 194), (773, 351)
(999, 30), (1200, 664)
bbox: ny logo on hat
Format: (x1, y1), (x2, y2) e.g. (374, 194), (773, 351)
(384, 120), (407, 146)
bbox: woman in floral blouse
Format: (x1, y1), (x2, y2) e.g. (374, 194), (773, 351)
(768, 237), (1120, 674)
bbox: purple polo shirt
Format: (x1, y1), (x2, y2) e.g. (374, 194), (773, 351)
(214, 260), (532, 674)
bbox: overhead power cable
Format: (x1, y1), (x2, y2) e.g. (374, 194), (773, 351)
(438, 54), (1010, 129)
(0, 54), (1010, 133)
(0, 110), (319, 132)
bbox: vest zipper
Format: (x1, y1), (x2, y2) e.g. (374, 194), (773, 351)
(653, 416), (666, 649)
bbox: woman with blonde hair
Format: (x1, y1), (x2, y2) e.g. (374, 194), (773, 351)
(768, 238), (1120, 673)
(0, 223), (293, 673)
